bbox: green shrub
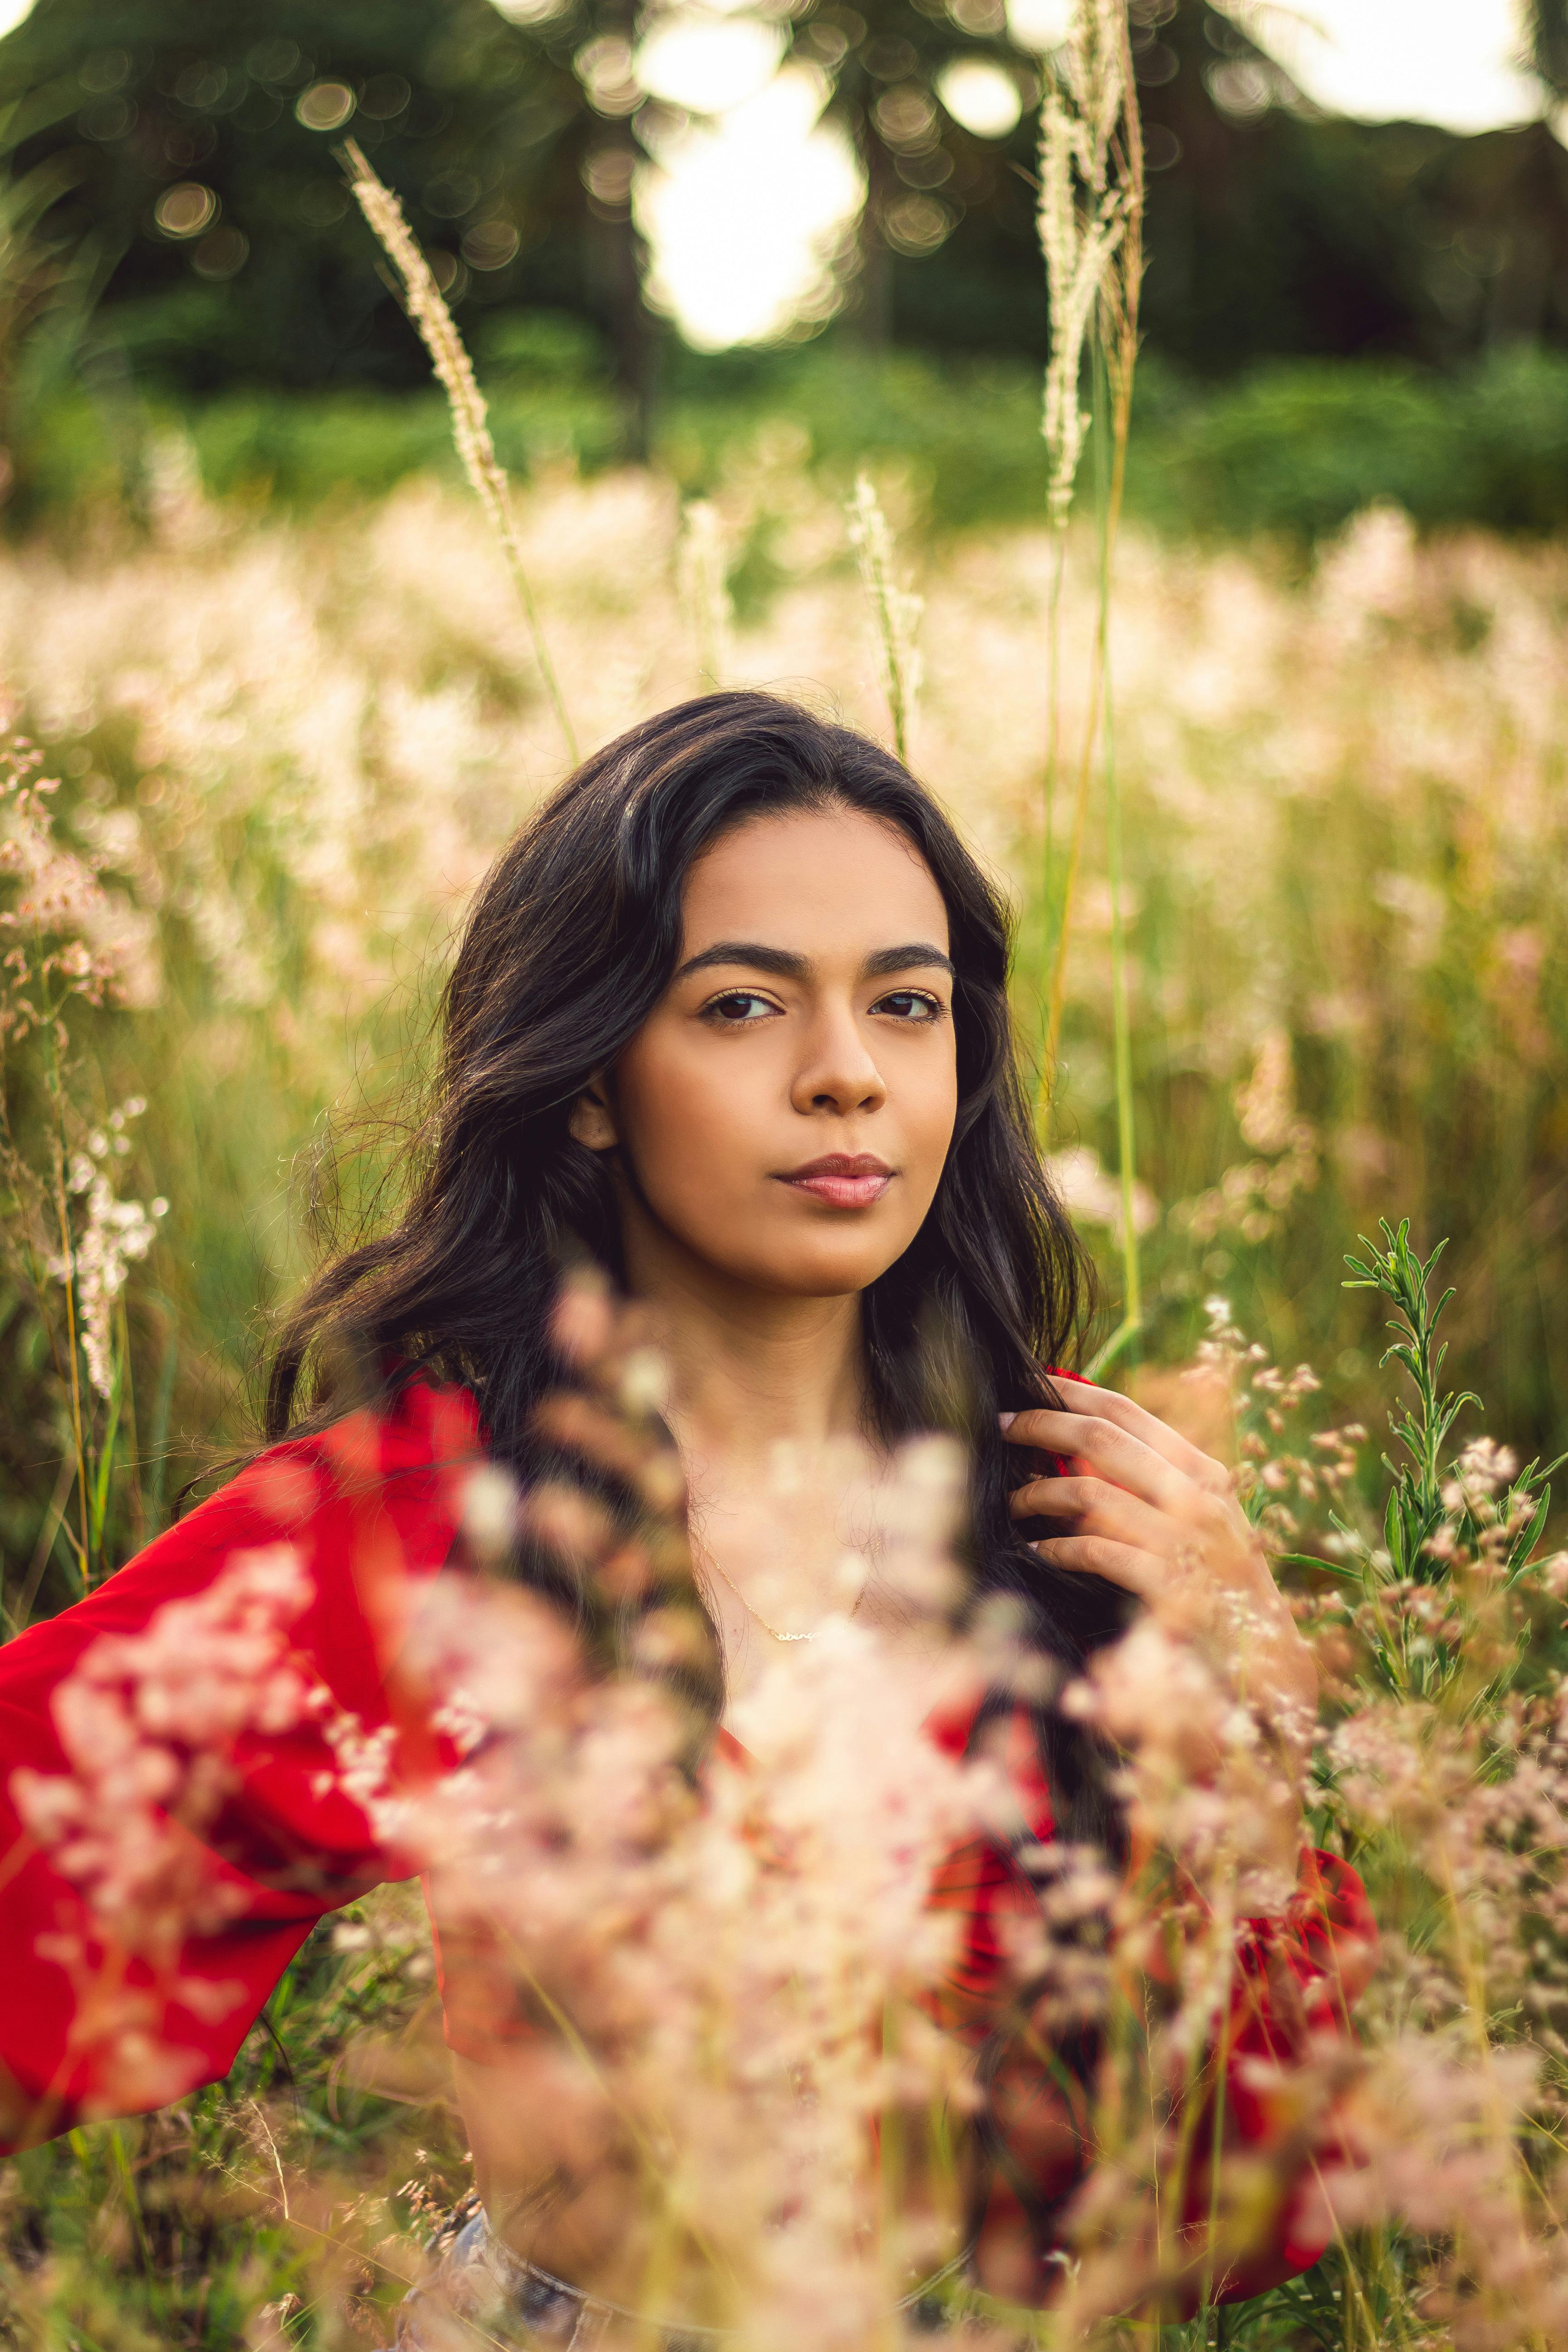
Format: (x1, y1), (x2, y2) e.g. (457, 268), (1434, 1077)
(1127, 346), (1568, 543)
(6, 335), (1568, 543)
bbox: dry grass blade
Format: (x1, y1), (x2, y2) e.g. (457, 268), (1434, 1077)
(677, 499), (732, 690)
(846, 471), (924, 766)
(1043, 0), (1144, 1064)
(1036, 0), (1142, 983)
(1033, 0), (1147, 1357)
(339, 139), (578, 767)
(1036, 0), (1137, 531)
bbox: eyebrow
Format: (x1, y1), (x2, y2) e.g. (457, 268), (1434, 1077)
(672, 939), (956, 985)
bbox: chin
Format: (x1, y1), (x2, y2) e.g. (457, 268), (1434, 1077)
(735, 1242), (911, 1298)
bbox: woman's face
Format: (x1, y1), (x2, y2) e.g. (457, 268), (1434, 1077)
(573, 804), (960, 1300)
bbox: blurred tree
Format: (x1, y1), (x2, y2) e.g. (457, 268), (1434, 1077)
(1131, 0), (1429, 370)
(0, 0), (1563, 438)
(793, 0), (1043, 345)
(1526, 0), (1568, 99)
(880, 0), (1568, 369)
(0, 0), (1055, 407)
(810, 0), (1421, 363)
(0, 0), (623, 396)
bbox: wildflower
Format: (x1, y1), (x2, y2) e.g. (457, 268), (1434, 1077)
(1444, 1436), (1520, 1512)
(44, 1100), (168, 1400)
(1045, 1143), (1158, 1241)
(13, 1547), (315, 1947)
(1315, 502), (1419, 645)
(458, 1462), (519, 1563)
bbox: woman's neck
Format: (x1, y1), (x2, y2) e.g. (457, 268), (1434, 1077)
(621, 1213), (874, 1669)
(622, 1215), (868, 1468)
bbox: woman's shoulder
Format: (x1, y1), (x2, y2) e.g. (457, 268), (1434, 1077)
(168, 1369), (485, 1572)
(0, 1374), (486, 1692)
(257, 1371), (487, 1502)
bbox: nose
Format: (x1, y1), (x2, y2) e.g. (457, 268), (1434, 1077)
(789, 1003), (887, 1118)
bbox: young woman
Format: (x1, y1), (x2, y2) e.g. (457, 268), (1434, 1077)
(0, 692), (1369, 2341)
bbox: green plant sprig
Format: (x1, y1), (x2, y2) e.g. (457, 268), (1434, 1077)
(1344, 1219), (1479, 1586)
(1332, 1218), (1560, 1709)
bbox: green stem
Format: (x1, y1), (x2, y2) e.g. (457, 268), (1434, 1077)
(109, 2123), (154, 2269)
(43, 1019), (92, 1586)
(1041, 523), (1068, 1032)
(145, 1302), (179, 1538)
(1092, 338), (1141, 1340)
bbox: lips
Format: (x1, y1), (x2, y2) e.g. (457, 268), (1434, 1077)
(777, 1153), (894, 1209)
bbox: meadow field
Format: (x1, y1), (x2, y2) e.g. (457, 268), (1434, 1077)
(2, 443), (1568, 2350)
(2, 453), (1564, 1497)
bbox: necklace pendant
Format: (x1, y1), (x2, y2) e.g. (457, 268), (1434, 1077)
(696, 1540), (834, 1644)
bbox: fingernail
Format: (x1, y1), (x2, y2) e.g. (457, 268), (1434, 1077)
(998, 1411), (1016, 1430)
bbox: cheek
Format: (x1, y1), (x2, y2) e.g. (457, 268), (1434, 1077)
(904, 1044), (960, 1180)
(614, 1034), (764, 1200)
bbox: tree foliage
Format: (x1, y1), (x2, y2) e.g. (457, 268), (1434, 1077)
(0, 0), (1564, 405)
(0, 0), (591, 391)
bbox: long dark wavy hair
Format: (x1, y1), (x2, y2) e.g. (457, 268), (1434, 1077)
(265, 690), (1130, 1836)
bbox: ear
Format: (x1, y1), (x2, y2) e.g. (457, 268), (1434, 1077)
(568, 1076), (618, 1154)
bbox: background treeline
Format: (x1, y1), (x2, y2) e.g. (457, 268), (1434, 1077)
(2, 0), (1568, 537)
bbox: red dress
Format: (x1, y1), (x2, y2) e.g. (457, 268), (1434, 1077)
(0, 1376), (1373, 2306)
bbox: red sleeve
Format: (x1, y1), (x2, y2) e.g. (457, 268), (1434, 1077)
(0, 1378), (480, 2151)
(1189, 1847), (1378, 2303)
(1017, 1372), (1378, 2302)
(928, 1698), (1376, 2307)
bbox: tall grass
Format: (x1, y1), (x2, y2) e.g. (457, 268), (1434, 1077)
(1034, 0), (1147, 1367)
(1, 464), (1566, 2346)
(846, 470), (925, 764)
(0, 476), (1563, 1562)
(341, 141), (578, 766)
(4, 920), (1568, 2346)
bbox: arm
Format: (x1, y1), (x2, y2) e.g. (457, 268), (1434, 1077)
(966, 1388), (1373, 2308)
(0, 1377), (479, 2150)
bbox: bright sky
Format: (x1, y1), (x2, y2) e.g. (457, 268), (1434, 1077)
(636, 64), (863, 347)
(1234, 0), (1540, 135)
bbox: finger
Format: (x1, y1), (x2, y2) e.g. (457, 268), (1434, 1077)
(1009, 1473), (1190, 1563)
(1029, 1535), (1164, 1599)
(1005, 1381), (1231, 1498)
(1004, 1412), (1200, 1520)
(1024, 1476), (1285, 1638)
(1051, 1381), (1233, 1496)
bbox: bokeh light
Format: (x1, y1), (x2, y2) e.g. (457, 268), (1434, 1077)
(153, 183), (218, 239)
(637, 62), (864, 348)
(936, 57), (1024, 137)
(576, 34), (642, 114)
(0, 0), (1546, 357)
(294, 80), (358, 132)
(1004, 0), (1073, 51)
(1223, 0), (1540, 135)
(635, 10), (784, 112)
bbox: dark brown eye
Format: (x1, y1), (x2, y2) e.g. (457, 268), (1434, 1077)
(872, 990), (942, 1022)
(705, 991), (774, 1024)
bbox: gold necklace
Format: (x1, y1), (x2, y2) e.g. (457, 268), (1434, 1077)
(703, 1549), (823, 1642)
(695, 1529), (872, 1646)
